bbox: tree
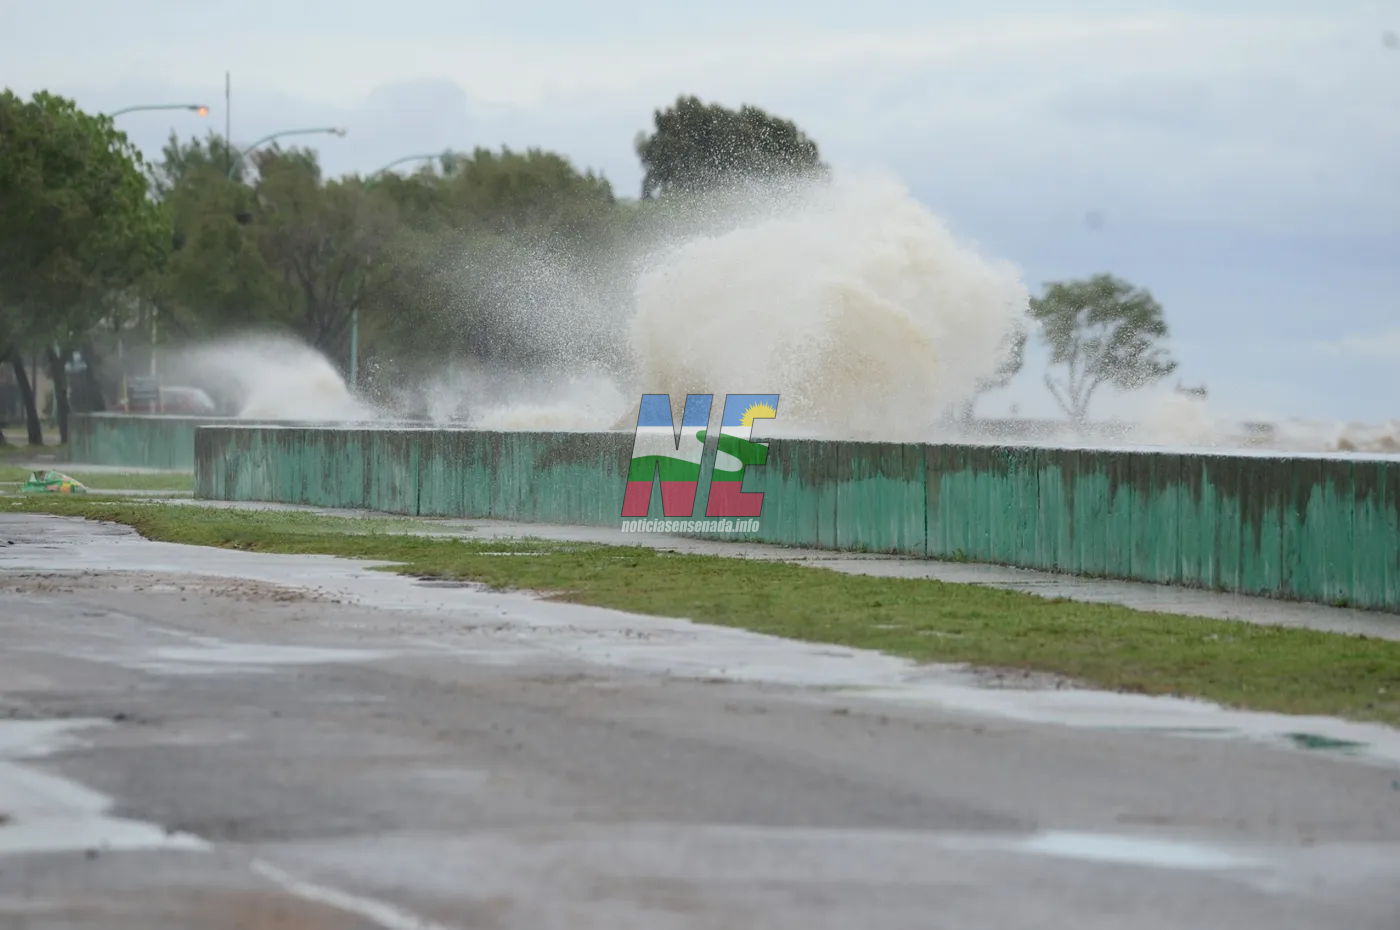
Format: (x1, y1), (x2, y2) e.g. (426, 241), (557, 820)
(151, 140), (399, 363)
(635, 95), (825, 199)
(0, 303), (29, 446)
(958, 326), (1027, 423)
(439, 146), (616, 242)
(250, 148), (398, 355)
(358, 147), (626, 384)
(149, 133), (280, 342)
(149, 130), (246, 197)
(0, 90), (169, 442)
(1029, 274), (1177, 424)
(2, 93), (646, 428)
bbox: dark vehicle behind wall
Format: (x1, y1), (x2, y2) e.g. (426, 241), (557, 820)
(110, 379), (219, 416)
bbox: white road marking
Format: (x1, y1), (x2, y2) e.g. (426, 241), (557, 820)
(250, 859), (460, 930)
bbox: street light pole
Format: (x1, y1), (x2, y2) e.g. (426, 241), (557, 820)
(221, 126), (352, 387)
(105, 104), (206, 396)
(109, 103), (210, 118)
(226, 127), (348, 180)
(345, 152), (449, 391)
(349, 307), (360, 391)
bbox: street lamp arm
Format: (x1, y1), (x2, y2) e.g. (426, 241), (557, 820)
(109, 103), (209, 118)
(366, 153), (448, 183)
(227, 127), (349, 180)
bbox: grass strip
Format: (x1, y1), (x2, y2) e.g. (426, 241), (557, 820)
(0, 465), (194, 492)
(8, 496), (1400, 727)
(0, 444), (65, 460)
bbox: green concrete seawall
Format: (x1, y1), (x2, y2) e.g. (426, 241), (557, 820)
(68, 414), (409, 470)
(70, 413), (245, 470)
(195, 425), (1400, 613)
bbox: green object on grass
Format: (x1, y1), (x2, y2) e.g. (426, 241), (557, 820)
(19, 471), (88, 494)
(1284, 732), (1366, 753)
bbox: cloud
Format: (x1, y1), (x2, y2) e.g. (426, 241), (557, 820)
(1315, 329), (1400, 362)
(4, 14), (1176, 109)
(779, 13), (1399, 235)
(28, 5), (1393, 237)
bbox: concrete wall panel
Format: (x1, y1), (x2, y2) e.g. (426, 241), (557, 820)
(193, 425), (1400, 613)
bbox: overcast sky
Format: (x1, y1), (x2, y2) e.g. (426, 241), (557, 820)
(5, 0), (1398, 422)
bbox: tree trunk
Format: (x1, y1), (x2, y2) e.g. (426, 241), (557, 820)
(46, 347), (72, 445)
(0, 345), (9, 446)
(9, 356), (43, 446)
(77, 339), (107, 412)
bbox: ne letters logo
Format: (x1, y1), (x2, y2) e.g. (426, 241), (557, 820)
(622, 393), (779, 520)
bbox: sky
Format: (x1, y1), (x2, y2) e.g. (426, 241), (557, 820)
(5, 0), (1398, 423)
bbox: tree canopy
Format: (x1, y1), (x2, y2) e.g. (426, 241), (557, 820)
(959, 326), (1028, 423)
(635, 95), (826, 199)
(0, 89), (168, 442)
(1029, 273), (1178, 424)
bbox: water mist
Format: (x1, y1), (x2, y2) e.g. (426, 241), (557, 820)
(626, 173), (1031, 441)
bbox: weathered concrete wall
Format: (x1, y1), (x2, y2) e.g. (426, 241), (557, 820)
(69, 414), (421, 471)
(198, 425), (424, 513)
(70, 413), (242, 470)
(195, 425), (1400, 613)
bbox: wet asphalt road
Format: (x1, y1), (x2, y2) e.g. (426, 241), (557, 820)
(1, 513), (1399, 929)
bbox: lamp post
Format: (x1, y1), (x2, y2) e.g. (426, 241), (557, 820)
(349, 305), (359, 393)
(220, 127), (350, 393)
(108, 103), (210, 118)
(104, 105), (207, 397)
(367, 153), (444, 182)
(226, 126), (348, 180)
(345, 152), (448, 390)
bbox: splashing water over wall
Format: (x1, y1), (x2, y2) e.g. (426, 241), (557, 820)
(626, 173), (1030, 441)
(617, 173), (1397, 455)
(414, 363), (627, 431)
(168, 335), (379, 421)
(157, 172), (1396, 456)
